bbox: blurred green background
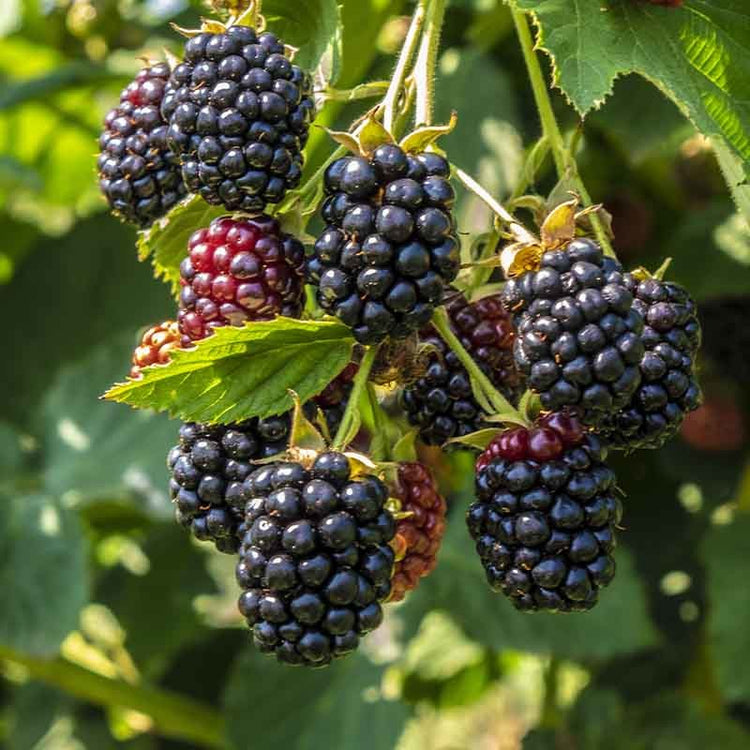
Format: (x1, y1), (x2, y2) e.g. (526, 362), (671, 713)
(1, 1), (750, 748)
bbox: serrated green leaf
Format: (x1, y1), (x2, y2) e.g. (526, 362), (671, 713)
(713, 137), (750, 224)
(105, 318), (356, 424)
(136, 195), (226, 296)
(223, 650), (409, 750)
(0, 494), (88, 655)
(515, 0), (750, 178)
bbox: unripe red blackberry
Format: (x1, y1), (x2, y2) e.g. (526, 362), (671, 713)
(307, 146), (460, 345)
(598, 272), (702, 449)
(502, 239), (644, 426)
(388, 462), (446, 603)
(167, 415), (291, 553)
(401, 291), (520, 445)
(468, 413), (620, 613)
(130, 320), (181, 379)
(235, 452), (396, 667)
(98, 62), (187, 227)
(161, 26), (314, 212)
(178, 215), (305, 343)
(680, 395), (745, 452)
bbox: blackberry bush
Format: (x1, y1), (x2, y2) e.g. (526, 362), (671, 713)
(178, 215), (305, 343)
(235, 452), (396, 667)
(467, 413), (620, 612)
(161, 25), (314, 212)
(402, 291), (520, 445)
(389, 462), (447, 603)
(130, 320), (181, 379)
(98, 62), (187, 227)
(502, 238), (645, 426)
(167, 415), (291, 553)
(598, 271), (702, 449)
(307, 145), (460, 345)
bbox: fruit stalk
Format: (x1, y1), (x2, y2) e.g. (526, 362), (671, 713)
(332, 345), (379, 450)
(510, 8), (616, 259)
(432, 307), (528, 426)
(414, 0), (448, 127)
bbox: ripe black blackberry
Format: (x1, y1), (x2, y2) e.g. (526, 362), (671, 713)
(597, 271), (702, 449)
(467, 413), (620, 612)
(401, 291), (520, 445)
(502, 238), (644, 426)
(167, 415), (291, 553)
(98, 62), (186, 227)
(307, 146), (460, 344)
(235, 452), (396, 667)
(160, 26), (314, 212)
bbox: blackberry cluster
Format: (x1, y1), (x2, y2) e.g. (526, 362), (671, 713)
(161, 26), (314, 212)
(467, 413), (620, 612)
(307, 146), (460, 344)
(167, 415), (291, 553)
(698, 296), (750, 384)
(130, 320), (181, 379)
(502, 239), (644, 425)
(401, 291), (519, 445)
(98, 62), (186, 227)
(178, 215), (305, 343)
(389, 462), (447, 603)
(598, 273), (702, 449)
(236, 452), (396, 667)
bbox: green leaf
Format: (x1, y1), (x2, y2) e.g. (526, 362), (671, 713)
(0, 494), (87, 655)
(105, 318), (356, 424)
(446, 428), (501, 451)
(704, 516), (750, 702)
(39, 336), (177, 513)
(136, 195), (226, 296)
(223, 650), (409, 750)
(515, 0), (750, 177)
(265, 0), (343, 83)
(401, 520), (658, 660)
(713, 138), (750, 223)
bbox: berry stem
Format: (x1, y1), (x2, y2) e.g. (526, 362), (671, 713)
(367, 383), (392, 461)
(382, 0), (427, 136)
(332, 345), (379, 450)
(510, 9), (616, 260)
(414, 0), (448, 127)
(453, 165), (521, 227)
(432, 307), (529, 427)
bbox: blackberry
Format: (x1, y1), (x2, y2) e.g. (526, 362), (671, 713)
(502, 238), (644, 426)
(161, 26), (314, 212)
(130, 320), (181, 379)
(467, 412), (620, 612)
(597, 273), (702, 449)
(178, 215), (305, 343)
(98, 62), (186, 227)
(307, 146), (460, 344)
(235, 452), (396, 667)
(401, 291), (520, 445)
(698, 296), (750, 384)
(167, 415), (291, 553)
(388, 462), (447, 603)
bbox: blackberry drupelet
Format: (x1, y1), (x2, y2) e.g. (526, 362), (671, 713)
(389, 462), (447, 603)
(167, 415), (291, 553)
(98, 62), (186, 227)
(401, 291), (519, 445)
(502, 238), (644, 426)
(307, 146), (460, 345)
(598, 272), (702, 449)
(467, 412), (620, 612)
(161, 26), (314, 212)
(130, 320), (181, 379)
(178, 215), (305, 343)
(236, 452), (396, 667)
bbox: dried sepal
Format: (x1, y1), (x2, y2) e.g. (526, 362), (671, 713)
(399, 111), (458, 153)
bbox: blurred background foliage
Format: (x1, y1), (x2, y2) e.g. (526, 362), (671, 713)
(1, 0), (749, 748)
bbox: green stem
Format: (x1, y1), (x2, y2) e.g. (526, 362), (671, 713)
(367, 383), (392, 461)
(382, 1), (427, 135)
(0, 646), (224, 749)
(432, 308), (528, 426)
(510, 8), (616, 259)
(539, 656), (561, 729)
(454, 165), (518, 226)
(414, 0), (448, 127)
(332, 346), (378, 450)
